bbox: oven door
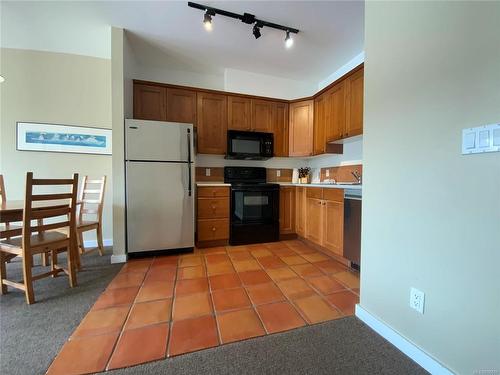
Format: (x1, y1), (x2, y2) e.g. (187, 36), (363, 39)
(231, 186), (279, 224)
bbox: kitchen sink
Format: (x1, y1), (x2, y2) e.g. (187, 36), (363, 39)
(320, 181), (361, 185)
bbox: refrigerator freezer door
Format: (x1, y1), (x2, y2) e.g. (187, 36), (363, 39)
(126, 161), (194, 253)
(125, 119), (193, 162)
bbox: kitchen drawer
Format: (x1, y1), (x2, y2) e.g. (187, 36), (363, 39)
(197, 198), (229, 219)
(197, 186), (230, 198)
(197, 219), (229, 241)
(323, 188), (343, 202)
(306, 187), (323, 199)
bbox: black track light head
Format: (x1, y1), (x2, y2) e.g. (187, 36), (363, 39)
(253, 24), (262, 39)
(285, 30), (294, 48)
(203, 10), (214, 31)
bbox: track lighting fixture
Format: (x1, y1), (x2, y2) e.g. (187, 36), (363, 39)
(253, 23), (262, 39)
(285, 31), (294, 48)
(188, 2), (299, 47)
(203, 10), (214, 31)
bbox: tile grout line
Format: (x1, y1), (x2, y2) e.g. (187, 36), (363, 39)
(104, 259), (153, 372)
(166, 254), (186, 358)
(206, 247), (224, 346)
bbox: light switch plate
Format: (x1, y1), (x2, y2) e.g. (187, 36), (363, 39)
(276, 170), (281, 177)
(462, 123), (500, 155)
(205, 168), (211, 177)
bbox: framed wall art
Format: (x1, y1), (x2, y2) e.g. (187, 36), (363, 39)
(16, 122), (112, 155)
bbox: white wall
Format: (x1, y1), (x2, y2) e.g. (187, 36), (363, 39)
(224, 68), (316, 100)
(307, 138), (363, 169)
(111, 28), (126, 258)
(196, 155), (308, 169)
(361, 2), (500, 374)
(131, 63), (224, 92)
(318, 52), (365, 91)
(0, 48), (113, 242)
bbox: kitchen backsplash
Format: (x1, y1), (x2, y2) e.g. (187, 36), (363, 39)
(196, 165), (362, 183)
(195, 167), (224, 182)
(321, 164), (363, 183)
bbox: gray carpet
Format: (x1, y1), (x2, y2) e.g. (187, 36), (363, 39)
(0, 250), (427, 375)
(0, 249), (122, 375)
(110, 318), (427, 375)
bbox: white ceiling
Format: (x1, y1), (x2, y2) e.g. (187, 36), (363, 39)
(1, 1), (364, 83)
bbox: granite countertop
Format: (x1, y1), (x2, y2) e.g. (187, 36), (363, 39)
(196, 182), (231, 187)
(278, 182), (362, 190)
(196, 181), (361, 189)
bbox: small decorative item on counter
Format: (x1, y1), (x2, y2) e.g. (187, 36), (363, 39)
(298, 167), (311, 184)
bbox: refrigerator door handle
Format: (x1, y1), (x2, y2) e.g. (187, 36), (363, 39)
(187, 128), (192, 197)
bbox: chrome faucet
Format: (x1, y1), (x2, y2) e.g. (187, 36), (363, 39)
(351, 170), (362, 184)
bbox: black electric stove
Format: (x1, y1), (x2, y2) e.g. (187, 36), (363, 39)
(224, 167), (279, 245)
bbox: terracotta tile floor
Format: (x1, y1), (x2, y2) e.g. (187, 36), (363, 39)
(47, 240), (360, 374)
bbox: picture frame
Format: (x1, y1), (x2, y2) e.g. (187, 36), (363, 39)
(16, 122), (112, 155)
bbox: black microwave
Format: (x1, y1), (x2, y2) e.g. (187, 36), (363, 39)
(226, 130), (273, 160)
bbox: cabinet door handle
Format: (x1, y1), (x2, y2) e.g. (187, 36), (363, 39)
(212, 227), (217, 232)
(211, 205), (216, 210)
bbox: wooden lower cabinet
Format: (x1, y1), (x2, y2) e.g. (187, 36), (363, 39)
(279, 187), (295, 235)
(306, 197), (323, 244)
(197, 219), (230, 241)
(295, 187), (306, 237)
(197, 186), (230, 246)
(304, 188), (344, 257)
(197, 198), (229, 219)
(323, 199), (344, 256)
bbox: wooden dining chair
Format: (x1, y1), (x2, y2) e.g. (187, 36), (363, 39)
(0, 175), (22, 239)
(0, 172), (79, 304)
(76, 176), (106, 256)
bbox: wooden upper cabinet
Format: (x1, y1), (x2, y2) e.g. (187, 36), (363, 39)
(134, 84), (167, 121)
(313, 94), (327, 155)
(251, 99), (275, 133)
(166, 88), (196, 124)
(325, 81), (346, 142)
(227, 96), (251, 131)
(279, 187), (295, 234)
(345, 67), (364, 138)
(196, 92), (227, 154)
(274, 102), (289, 157)
(289, 100), (314, 157)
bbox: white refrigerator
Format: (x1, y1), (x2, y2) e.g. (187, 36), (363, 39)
(125, 119), (194, 254)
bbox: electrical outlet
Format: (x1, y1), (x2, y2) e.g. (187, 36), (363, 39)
(276, 170), (281, 177)
(205, 168), (211, 177)
(325, 170), (330, 177)
(410, 287), (425, 314)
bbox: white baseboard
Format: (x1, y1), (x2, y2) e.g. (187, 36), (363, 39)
(110, 254), (127, 264)
(355, 304), (454, 375)
(82, 239), (113, 248)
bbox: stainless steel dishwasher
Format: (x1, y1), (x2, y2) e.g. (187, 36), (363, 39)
(343, 189), (362, 269)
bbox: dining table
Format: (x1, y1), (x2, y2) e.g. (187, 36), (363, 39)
(0, 199), (81, 272)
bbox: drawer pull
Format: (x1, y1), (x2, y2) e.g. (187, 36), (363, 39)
(211, 205), (216, 210)
(212, 227), (216, 231)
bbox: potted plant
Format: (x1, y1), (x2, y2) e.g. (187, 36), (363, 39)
(298, 167), (311, 184)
